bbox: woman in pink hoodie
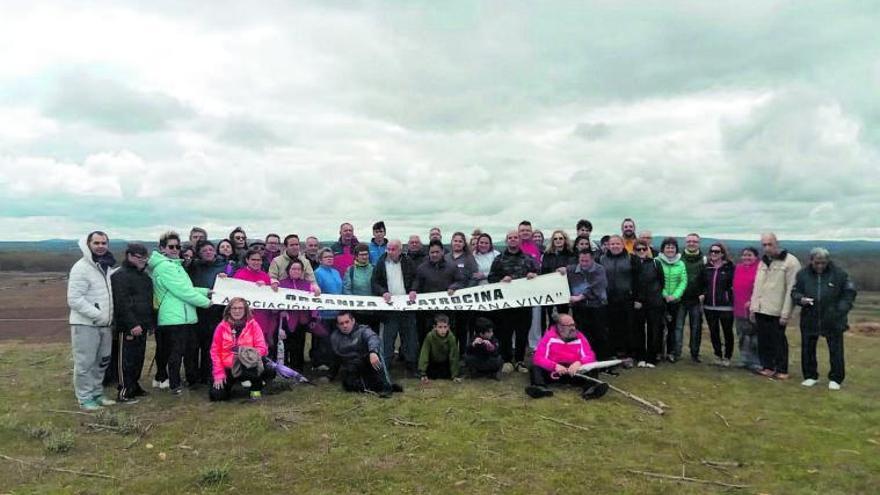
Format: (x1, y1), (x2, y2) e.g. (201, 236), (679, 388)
(733, 247), (761, 371)
(233, 248), (278, 357)
(209, 297), (272, 401)
(526, 314), (608, 401)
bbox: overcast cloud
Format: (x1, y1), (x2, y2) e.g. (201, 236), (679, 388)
(0, 1), (878, 241)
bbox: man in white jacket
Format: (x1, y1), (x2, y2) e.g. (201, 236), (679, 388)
(67, 231), (118, 410)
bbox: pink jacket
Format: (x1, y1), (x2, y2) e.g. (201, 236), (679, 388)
(210, 318), (267, 382)
(233, 268), (278, 344)
(533, 325), (596, 372)
(732, 262), (759, 319)
(520, 240), (541, 263)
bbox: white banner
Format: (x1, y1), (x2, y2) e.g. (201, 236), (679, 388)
(210, 273), (570, 312)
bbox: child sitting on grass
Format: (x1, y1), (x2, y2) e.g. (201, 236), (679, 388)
(418, 314), (461, 383)
(464, 317), (503, 379)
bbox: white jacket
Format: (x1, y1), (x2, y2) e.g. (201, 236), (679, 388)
(750, 251), (801, 319)
(67, 237), (116, 326)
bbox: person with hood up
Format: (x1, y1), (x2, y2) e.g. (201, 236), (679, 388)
(657, 237), (687, 363)
(149, 231), (212, 395)
(68, 231), (118, 410)
(525, 314), (608, 401)
(792, 247), (856, 390)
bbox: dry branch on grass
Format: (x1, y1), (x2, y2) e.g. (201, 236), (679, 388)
(715, 411), (731, 428)
(45, 409), (95, 416)
(626, 469), (749, 489)
(0, 453), (118, 480)
(388, 417), (426, 428)
(578, 374), (666, 415)
(537, 415), (591, 432)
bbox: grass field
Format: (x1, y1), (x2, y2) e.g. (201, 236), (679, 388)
(1, 289), (879, 493)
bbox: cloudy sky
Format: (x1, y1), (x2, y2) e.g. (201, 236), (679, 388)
(1, 1), (878, 242)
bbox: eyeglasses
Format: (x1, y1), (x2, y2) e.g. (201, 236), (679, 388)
(635, 247), (648, 252)
(710, 249), (722, 254)
(553, 237), (564, 240)
(166, 245), (180, 250)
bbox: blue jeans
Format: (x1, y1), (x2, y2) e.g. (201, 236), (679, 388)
(675, 302), (703, 358)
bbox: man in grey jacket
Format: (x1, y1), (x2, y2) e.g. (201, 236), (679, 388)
(330, 311), (402, 398)
(67, 231), (118, 410)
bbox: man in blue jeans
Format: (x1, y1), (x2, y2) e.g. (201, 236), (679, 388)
(677, 233), (705, 362)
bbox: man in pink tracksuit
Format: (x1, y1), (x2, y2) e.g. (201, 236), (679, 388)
(526, 314), (608, 401)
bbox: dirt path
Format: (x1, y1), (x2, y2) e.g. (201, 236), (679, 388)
(0, 272), (69, 343)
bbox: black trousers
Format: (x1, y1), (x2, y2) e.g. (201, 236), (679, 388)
(465, 354), (503, 376)
(337, 356), (391, 394)
(571, 306), (610, 360)
(495, 307), (532, 363)
(607, 301), (635, 358)
(634, 305), (664, 363)
(802, 331), (845, 383)
(530, 366), (598, 389)
(663, 301), (680, 357)
(705, 309), (735, 359)
(208, 367), (275, 401)
(117, 333), (147, 398)
(310, 319), (337, 368)
(164, 324), (198, 389)
(451, 311), (474, 357)
(283, 321), (308, 372)
(196, 306), (223, 384)
(756, 313), (789, 373)
(425, 360), (453, 380)
(154, 326), (171, 382)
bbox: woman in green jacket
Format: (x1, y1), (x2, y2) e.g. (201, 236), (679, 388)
(657, 237), (687, 363)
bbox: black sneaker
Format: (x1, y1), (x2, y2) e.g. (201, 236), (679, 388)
(132, 387), (149, 397)
(602, 368), (620, 376)
(525, 386), (554, 399)
(378, 390), (393, 399)
(581, 382), (609, 400)
(691, 355), (701, 364)
(391, 384), (404, 393)
(170, 387), (184, 396)
(116, 394), (140, 404)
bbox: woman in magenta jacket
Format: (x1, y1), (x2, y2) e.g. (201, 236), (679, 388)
(732, 247), (761, 371)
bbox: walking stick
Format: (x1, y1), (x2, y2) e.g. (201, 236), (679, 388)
(573, 369), (666, 415)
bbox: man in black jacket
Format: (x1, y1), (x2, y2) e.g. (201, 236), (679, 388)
(412, 240), (466, 346)
(599, 235), (640, 365)
(330, 311), (402, 398)
(372, 240), (419, 372)
(111, 243), (156, 402)
(489, 230), (540, 372)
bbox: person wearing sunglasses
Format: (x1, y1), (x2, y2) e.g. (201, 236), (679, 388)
(749, 233), (802, 380)
(633, 240), (664, 368)
(227, 227), (248, 264)
(111, 243), (154, 403)
(541, 230), (575, 329)
(149, 231), (213, 395)
(700, 243), (735, 367)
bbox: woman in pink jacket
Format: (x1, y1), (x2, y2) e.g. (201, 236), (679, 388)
(233, 248), (279, 357)
(209, 297), (273, 401)
(526, 314), (608, 401)
(732, 247), (761, 371)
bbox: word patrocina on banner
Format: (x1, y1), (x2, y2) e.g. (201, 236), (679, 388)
(210, 273), (571, 312)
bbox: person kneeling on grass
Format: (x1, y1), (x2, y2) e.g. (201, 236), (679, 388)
(418, 313), (462, 383)
(209, 297), (275, 402)
(464, 317), (503, 380)
(330, 311), (402, 398)
(526, 314), (608, 401)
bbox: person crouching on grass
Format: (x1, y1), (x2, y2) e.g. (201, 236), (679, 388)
(330, 311), (403, 398)
(209, 297), (275, 402)
(418, 313), (462, 383)
(464, 317), (503, 380)
(526, 314), (608, 401)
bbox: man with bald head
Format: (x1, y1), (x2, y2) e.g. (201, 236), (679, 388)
(526, 313), (608, 400)
(638, 231), (658, 258)
(750, 233), (801, 380)
(489, 230), (541, 373)
(372, 239), (419, 374)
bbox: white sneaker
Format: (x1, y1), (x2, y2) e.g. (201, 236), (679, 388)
(828, 381), (841, 391)
(95, 396), (116, 406)
(644, 362), (656, 369)
(241, 380), (252, 388)
(637, 361), (646, 368)
(501, 362), (514, 374)
(801, 378), (818, 387)
(721, 359), (731, 368)
(152, 379), (170, 390)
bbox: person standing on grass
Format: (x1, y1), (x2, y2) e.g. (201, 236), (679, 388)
(331, 222), (359, 276)
(657, 238), (687, 363)
(371, 239), (419, 374)
(559, 249), (610, 361)
(633, 240), (665, 368)
(599, 235), (640, 365)
(330, 311), (402, 398)
(149, 231), (212, 395)
(268, 234), (317, 286)
(187, 240), (227, 385)
(111, 243), (155, 403)
(750, 233), (801, 380)
(278, 259), (321, 372)
(525, 314), (608, 401)
(472, 233), (499, 286)
(445, 232), (479, 356)
(209, 297), (274, 402)
(413, 239), (467, 345)
(792, 248), (856, 391)
(678, 233), (706, 363)
(701, 242), (736, 367)
(313, 248), (344, 372)
(233, 248), (279, 359)
(733, 247), (762, 371)
(368, 221), (388, 265)
(343, 243), (378, 330)
(540, 230), (575, 330)
(488, 230), (541, 374)
(68, 231), (118, 411)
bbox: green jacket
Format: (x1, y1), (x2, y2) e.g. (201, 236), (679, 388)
(681, 250), (705, 303)
(149, 251), (211, 326)
(343, 263), (374, 296)
(418, 330), (460, 377)
(658, 254), (687, 301)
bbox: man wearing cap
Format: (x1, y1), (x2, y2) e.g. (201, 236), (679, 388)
(111, 243), (155, 403)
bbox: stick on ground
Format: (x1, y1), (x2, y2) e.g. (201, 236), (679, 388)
(577, 374), (666, 415)
(626, 469), (749, 489)
(715, 411), (731, 428)
(0, 454), (119, 480)
(537, 415), (591, 432)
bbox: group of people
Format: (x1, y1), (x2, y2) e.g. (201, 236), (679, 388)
(66, 218), (858, 410)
